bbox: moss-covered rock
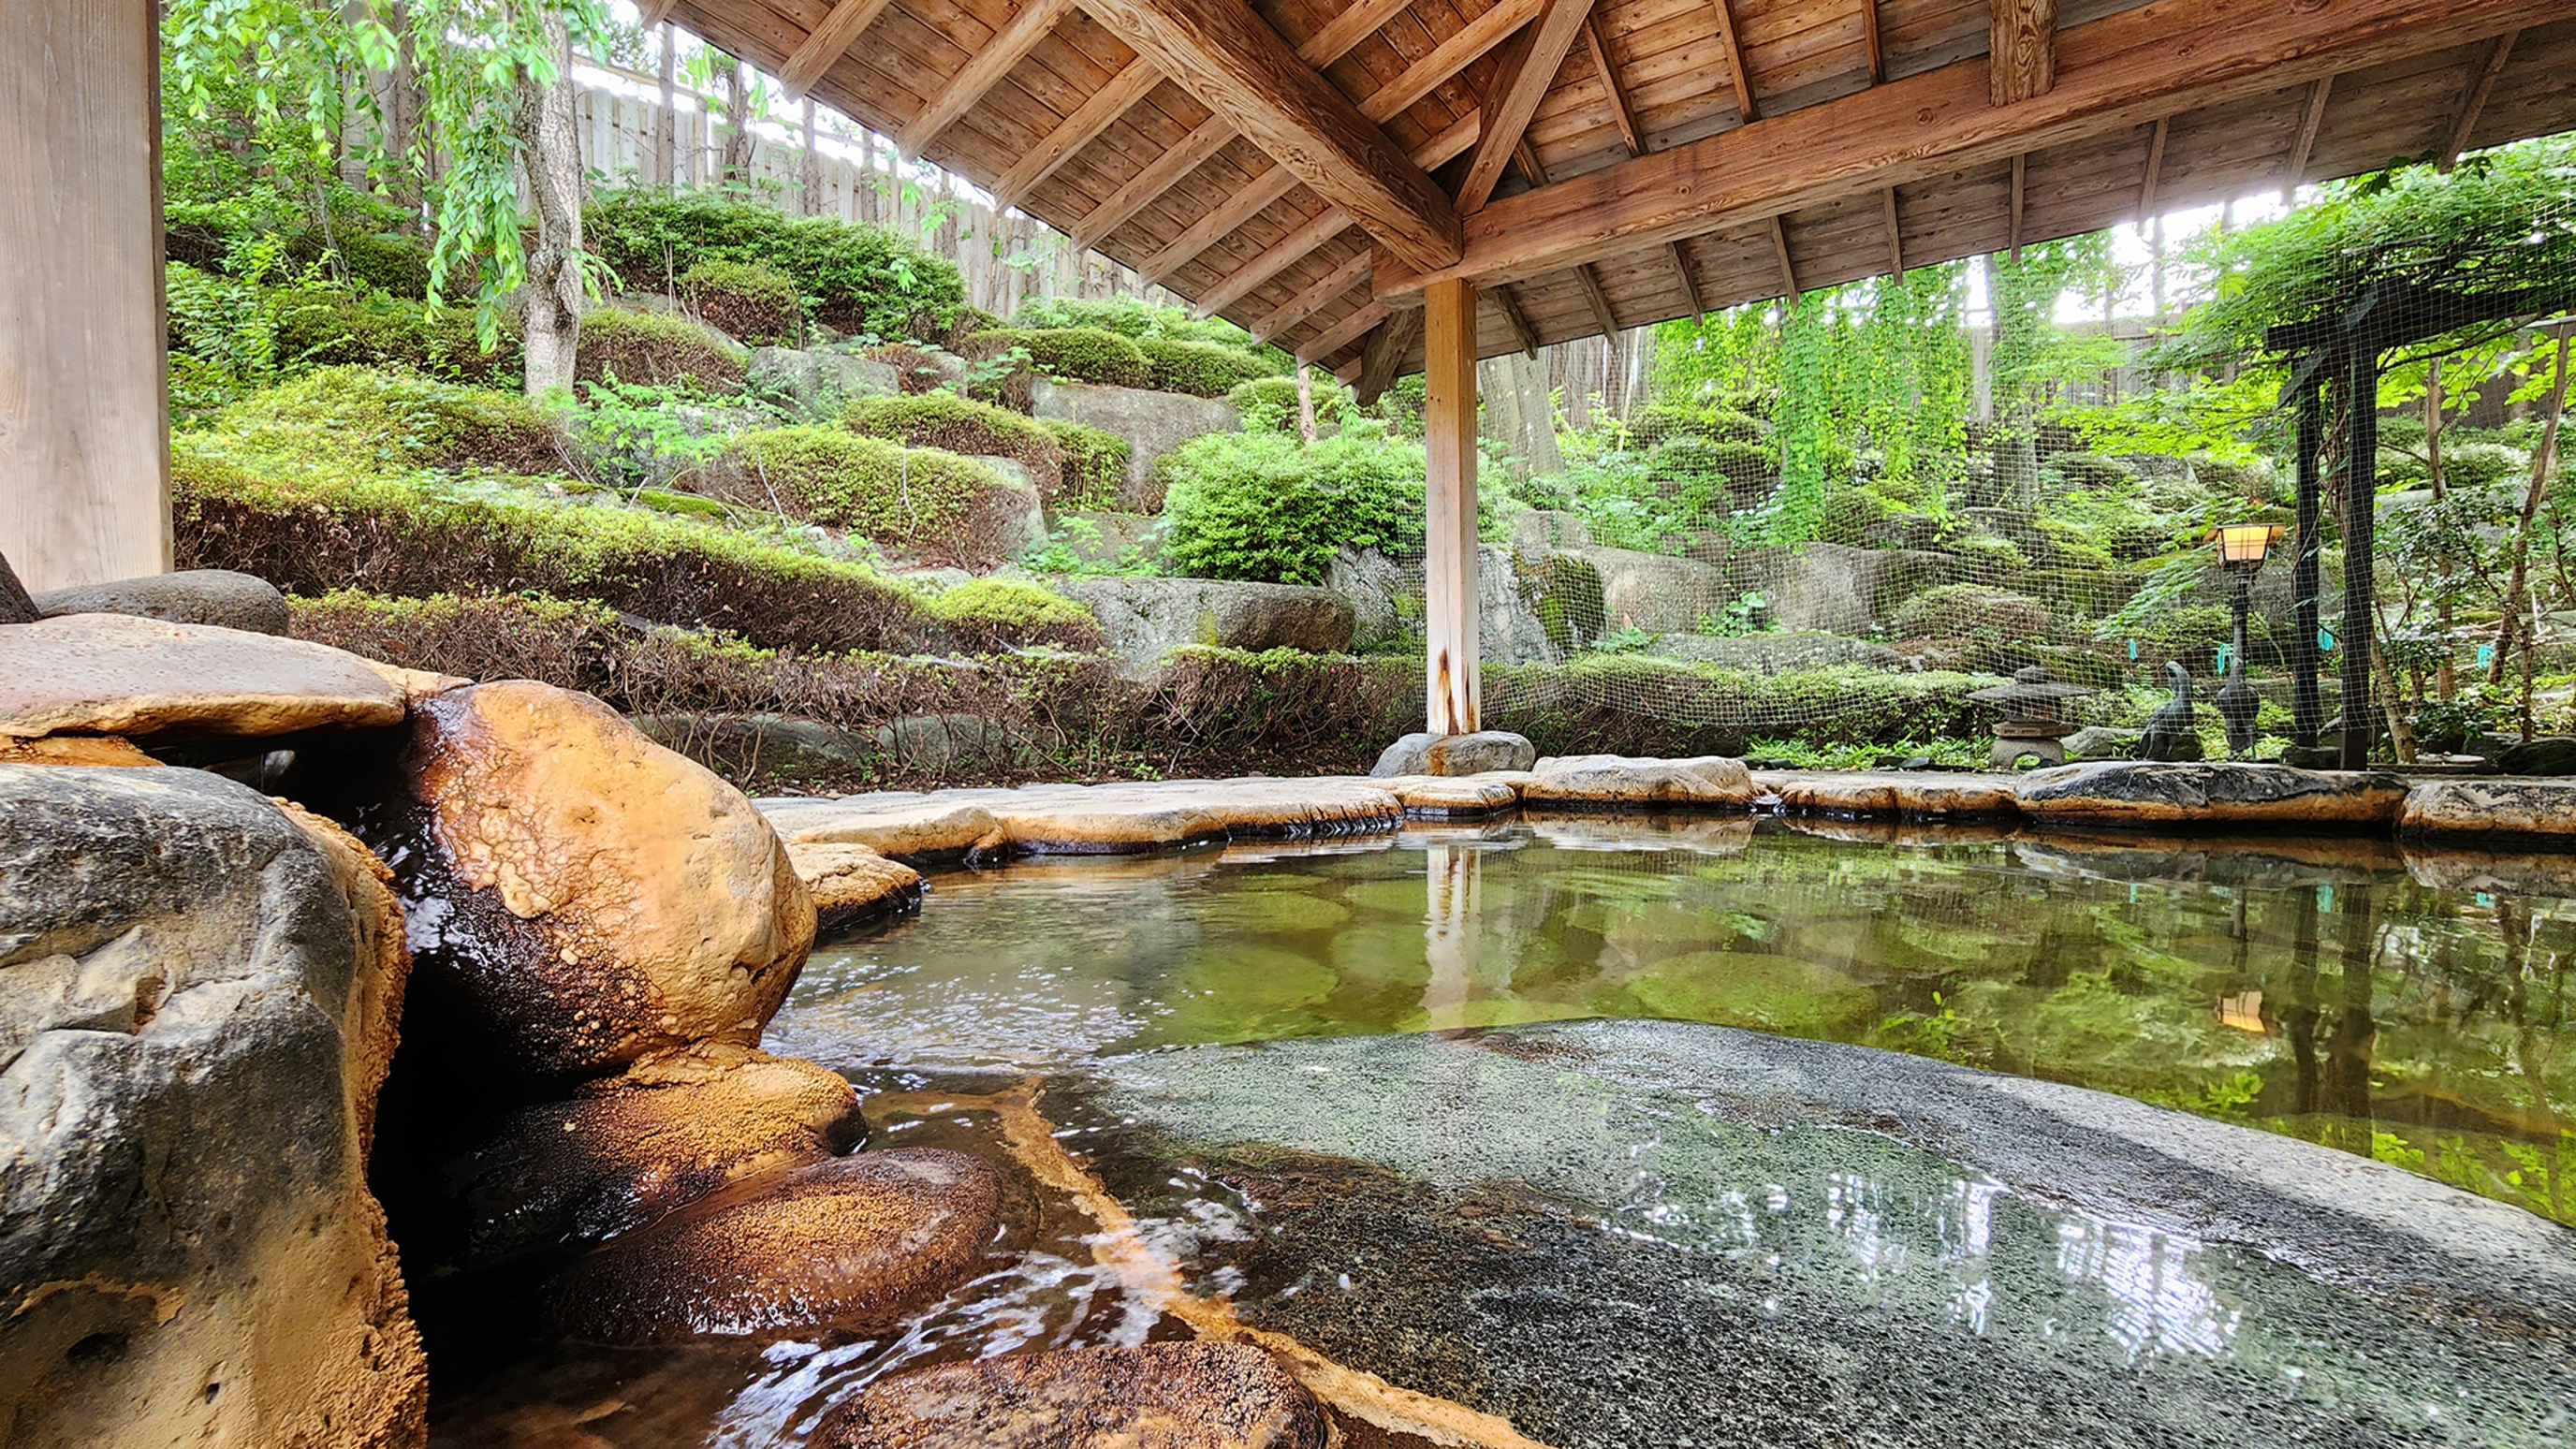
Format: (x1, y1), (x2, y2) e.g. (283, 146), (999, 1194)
(718, 428), (1032, 567)
(578, 308), (746, 390)
(959, 327), (1152, 390)
(924, 578), (1105, 652)
(842, 393), (1060, 491)
(583, 189), (966, 341)
(682, 259), (804, 346)
(207, 366), (560, 474)
(1136, 337), (1277, 398)
(1886, 583), (2055, 641)
(1036, 418), (1130, 511)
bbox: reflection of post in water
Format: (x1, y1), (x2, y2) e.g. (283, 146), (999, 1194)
(2280, 886), (2323, 1120)
(1422, 842), (1481, 1031)
(2329, 884), (2378, 1143)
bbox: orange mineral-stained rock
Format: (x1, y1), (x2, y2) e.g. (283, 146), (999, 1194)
(398, 681), (815, 1078)
(813, 1341), (1327, 1449)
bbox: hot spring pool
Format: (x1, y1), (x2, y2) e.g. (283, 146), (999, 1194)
(434, 817), (2576, 1448)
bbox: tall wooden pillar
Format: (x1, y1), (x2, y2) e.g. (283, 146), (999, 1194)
(2339, 343), (2378, 770)
(1424, 278), (1480, 735)
(1, 0), (170, 591)
(2291, 379), (2324, 748)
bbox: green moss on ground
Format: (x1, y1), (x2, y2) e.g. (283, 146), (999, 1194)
(720, 427), (1023, 567)
(584, 189), (966, 341)
(207, 366), (561, 474)
(958, 327), (1153, 390)
(1036, 418), (1130, 510)
(578, 308), (746, 390)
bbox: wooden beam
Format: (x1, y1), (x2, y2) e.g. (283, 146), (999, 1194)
(1514, 138), (1550, 188)
(1575, 264), (1620, 335)
(1458, 0), (1597, 214)
(2283, 75), (2332, 193)
(1862, 0), (1883, 82)
(1251, 251), (1372, 344)
(781, 0), (895, 100)
(2440, 28), (2519, 171)
(1990, 0), (2058, 106)
(3, 0), (171, 590)
(990, 59), (1163, 211)
(1362, 0), (1549, 123)
(1070, 115), (1238, 252)
(1586, 11), (1644, 154)
(1295, 0), (1419, 69)
(1881, 186), (1904, 281)
(2008, 151), (2026, 260)
(1490, 285), (1543, 356)
(1667, 242), (1706, 322)
(1190, 114), (1480, 319)
(1354, 305), (1424, 404)
(1302, 300), (1392, 366)
(1705, 0), (1759, 121)
(897, 0), (1076, 159)
(1423, 278), (1482, 735)
(1141, 164), (1304, 281)
(1768, 214), (1797, 297)
(2136, 115), (2168, 219)
(637, 0), (677, 26)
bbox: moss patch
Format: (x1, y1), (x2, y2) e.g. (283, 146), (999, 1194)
(1036, 418), (1130, 510)
(959, 327), (1152, 390)
(1136, 337), (1278, 398)
(206, 365), (561, 474)
(681, 259), (804, 346)
(718, 428), (1024, 568)
(924, 578), (1105, 652)
(843, 393), (1060, 487)
(578, 308), (745, 390)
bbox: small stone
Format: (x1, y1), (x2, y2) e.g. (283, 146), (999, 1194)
(813, 1341), (1326, 1449)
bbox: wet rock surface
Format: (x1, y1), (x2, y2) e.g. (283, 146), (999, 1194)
(0, 765), (425, 1448)
(1759, 768), (2020, 817)
(1374, 773), (1523, 817)
(390, 681), (814, 1078)
(0, 612), (406, 740)
(760, 793), (1007, 862)
(0, 734), (159, 767)
(812, 1341), (1326, 1449)
(2015, 761), (2408, 828)
(32, 567), (291, 635)
(1369, 730), (1537, 778)
(542, 1148), (1001, 1344)
(790, 842), (926, 936)
(1061, 1020), (2576, 1449)
(764, 779), (1401, 858)
(2400, 776), (2576, 844)
(2496, 736), (2576, 776)
(1521, 754), (1759, 809)
(450, 1045), (865, 1264)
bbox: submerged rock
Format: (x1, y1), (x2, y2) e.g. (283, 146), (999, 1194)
(0, 613), (406, 741)
(1368, 729), (1537, 778)
(788, 842), (925, 935)
(393, 681), (814, 1078)
(1521, 754), (1758, 809)
(813, 1341), (1325, 1449)
(32, 568), (290, 636)
(451, 1045), (863, 1263)
(543, 1148), (1001, 1343)
(2015, 761), (2408, 828)
(0, 765), (425, 1448)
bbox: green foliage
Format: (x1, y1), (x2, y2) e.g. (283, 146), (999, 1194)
(959, 327), (1153, 389)
(1232, 375), (1354, 434)
(721, 427), (1013, 562)
(1161, 430), (1427, 585)
(923, 578), (1104, 651)
(1632, 403), (1766, 446)
(560, 377), (733, 492)
(1011, 297), (1275, 358)
(584, 189), (965, 341)
(681, 258), (804, 346)
(843, 392), (1060, 487)
(1887, 584), (2055, 641)
(577, 308), (744, 390)
(1036, 418), (1130, 511)
(208, 366), (560, 474)
(1136, 337), (1281, 398)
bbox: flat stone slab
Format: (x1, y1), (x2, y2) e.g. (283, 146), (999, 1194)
(1522, 754), (1759, 809)
(786, 842), (924, 936)
(2014, 761), (2408, 828)
(0, 614), (407, 740)
(1761, 768), (2022, 818)
(1373, 774), (1522, 818)
(1060, 1019), (2576, 1449)
(2401, 777), (2576, 847)
(763, 779), (1401, 857)
(758, 794), (1005, 862)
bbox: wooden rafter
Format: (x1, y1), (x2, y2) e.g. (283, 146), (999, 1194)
(1574, 265), (1620, 335)
(1251, 251), (1373, 344)
(897, 0), (1076, 159)
(1881, 187), (1903, 281)
(638, 0), (677, 26)
(1070, 116), (1238, 251)
(1371, 0), (2549, 298)
(1457, 0), (1597, 214)
(2008, 152), (2026, 260)
(1490, 285), (1542, 356)
(1990, 0), (2058, 106)
(1188, 113), (1480, 319)
(1707, 0), (1759, 121)
(1305, 300), (1391, 365)
(1861, 0), (1883, 83)
(2284, 76), (2332, 192)
(2441, 28), (2520, 171)
(1364, 0), (1550, 121)
(1514, 139), (1549, 187)
(1354, 305), (1424, 402)
(1667, 242), (1706, 322)
(1586, 11), (1643, 154)
(2136, 116), (2168, 220)
(781, 0), (894, 100)
(1768, 215), (1797, 297)
(990, 60), (1162, 211)
(1297, 0), (1420, 74)
(1141, 166), (1304, 281)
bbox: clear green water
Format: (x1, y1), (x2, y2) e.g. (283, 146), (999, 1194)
(771, 817), (2576, 1227)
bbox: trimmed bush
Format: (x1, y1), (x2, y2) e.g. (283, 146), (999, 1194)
(718, 428), (1024, 567)
(1136, 336), (1277, 398)
(578, 308), (745, 390)
(1159, 430), (1426, 585)
(958, 327), (1152, 389)
(924, 578), (1105, 652)
(1886, 583), (2056, 641)
(1230, 374), (1352, 434)
(842, 392), (1060, 488)
(682, 259), (804, 346)
(1036, 418), (1129, 510)
(584, 189), (964, 341)
(208, 366), (561, 474)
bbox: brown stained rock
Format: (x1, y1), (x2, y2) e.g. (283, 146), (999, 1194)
(2016, 761), (2408, 828)
(788, 842), (924, 936)
(813, 1341), (1326, 1449)
(1520, 754), (1760, 810)
(1766, 769), (2023, 819)
(0, 613), (406, 739)
(450, 1044), (865, 1263)
(1375, 774), (1521, 818)
(399, 681), (815, 1078)
(362, 658), (474, 707)
(0, 735), (159, 767)
(764, 795), (1007, 862)
(2400, 777), (2576, 844)
(978, 778), (1401, 854)
(543, 1148), (1001, 1344)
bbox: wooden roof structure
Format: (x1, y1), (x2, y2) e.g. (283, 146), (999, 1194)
(645, 0), (2576, 380)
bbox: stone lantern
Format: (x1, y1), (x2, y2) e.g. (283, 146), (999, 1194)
(1968, 665), (2100, 769)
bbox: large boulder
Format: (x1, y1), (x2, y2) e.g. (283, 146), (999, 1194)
(1721, 541), (1951, 636)
(390, 681), (815, 1079)
(745, 346), (900, 421)
(448, 1045), (865, 1264)
(1522, 754), (1760, 809)
(2498, 737), (2576, 776)
(1647, 630), (1904, 674)
(0, 614), (406, 741)
(1326, 547), (1414, 652)
(2400, 778), (2576, 843)
(962, 455), (1049, 561)
(33, 569), (290, 636)
(543, 1148), (1001, 1343)
(1063, 577), (1354, 673)
(814, 1342), (1326, 1449)
(1370, 730), (1537, 778)
(0, 766), (425, 1448)
(1573, 548), (1735, 636)
(2015, 761), (2409, 828)
(1031, 379), (1240, 512)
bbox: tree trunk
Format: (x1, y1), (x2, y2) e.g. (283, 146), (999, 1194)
(516, 7), (586, 397)
(800, 98), (821, 216)
(721, 58), (754, 189)
(2488, 327), (2573, 721)
(1295, 363), (1317, 444)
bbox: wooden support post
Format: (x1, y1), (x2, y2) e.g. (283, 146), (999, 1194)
(2340, 343), (2378, 769)
(2291, 378), (2324, 748)
(1424, 278), (1481, 736)
(2, 0), (170, 591)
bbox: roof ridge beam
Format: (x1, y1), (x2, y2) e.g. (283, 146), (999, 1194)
(898, 0), (1079, 160)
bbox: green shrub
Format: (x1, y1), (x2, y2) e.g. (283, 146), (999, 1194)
(1632, 403), (1767, 446)
(1815, 485), (1890, 547)
(2041, 453), (2137, 494)
(720, 428), (1024, 567)
(1136, 336), (1277, 398)
(959, 327), (1152, 389)
(682, 259), (804, 345)
(1160, 430), (1425, 585)
(2191, 455), (2278, 505)
(924, 578), (1105, 652)
(577, 308), (744, 390)
(1009, 297), (1267, 352)
(1036, 418), (1130, 510)
(1886, 583), (2055, 641)
(1230, 374), (1352, 434)
(208, 366), (560, 474)
(584, 189), (965, 341)
(842, 392), (1060, 487)
(262, 285), (520, 386)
